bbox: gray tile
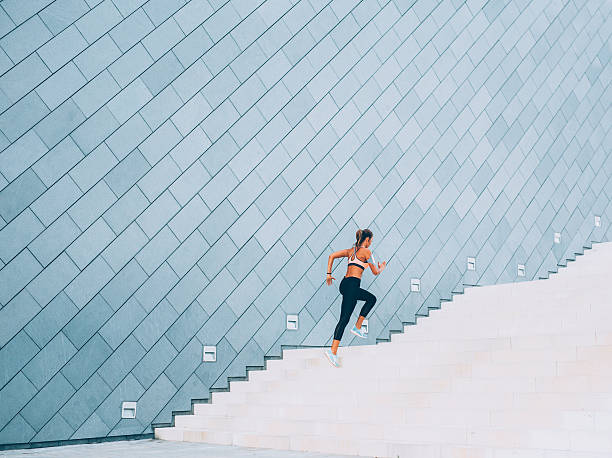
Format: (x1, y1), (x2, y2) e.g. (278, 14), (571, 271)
(0, 169), (46, 223)
(99, 297), (147, 350)
(24, 292), (78, 349)
(21, 372), (75, 431)
(165, 300), (207, 351)
(0, 330), (39, 390)
(133, 299), (178, 351)
(132, 336), (177, 390)
(0, 209), (44, 263)
(97, 335), (145, 389)
(64, 295), (113, 348)
(61, 334), (112, 389)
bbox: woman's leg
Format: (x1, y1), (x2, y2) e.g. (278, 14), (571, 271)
(331, 280), (358, 353)
(355, 287), (376, 329)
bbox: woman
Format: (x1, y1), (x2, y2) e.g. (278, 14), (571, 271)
(324, 228), (386, 367)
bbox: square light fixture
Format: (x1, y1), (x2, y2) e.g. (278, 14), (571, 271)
(203, 346), (216, 362)
(467, 257), (476, 270)
(517, 264), (525, 277)
(554, 232), (561, 244)
(121, 402), (137, 419)
(595, 215), (601, 227)
(361, 319), (369, 334)
(410, 278), (420, 292)
(286, 314), (298, 330)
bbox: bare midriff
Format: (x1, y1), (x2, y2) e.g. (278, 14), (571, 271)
(345, 266), (364, 280)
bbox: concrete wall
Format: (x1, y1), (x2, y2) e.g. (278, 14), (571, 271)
(0, 0), (610, 447)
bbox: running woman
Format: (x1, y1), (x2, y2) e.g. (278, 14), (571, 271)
(324, 228), (386, 367)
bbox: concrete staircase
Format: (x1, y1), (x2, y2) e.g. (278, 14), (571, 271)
(155, 241), (612, 457)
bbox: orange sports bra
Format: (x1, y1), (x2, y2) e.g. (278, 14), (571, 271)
(348, 246), (370, 270)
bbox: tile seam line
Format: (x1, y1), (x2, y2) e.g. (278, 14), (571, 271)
(0, 0), (528, 236)
(0, 0), (328, 267)
(1, 0), (441, 437)
(0, 1), (72, 67)
(0, 0), (96, 44)
(0, 0), (604, 372)
(0, 0), (378, 368)
(0, 2), (464, 304)
(0, 0), (380, 382)
(296, 3), (608, 344)
(500, 15), (612, 281)
(0, 0), (328, 228)
(0, 0), (223, 108)
(0, 0), (382, 305)
(148, 0), (594, 429)
(427, 0), (611, 290)
(525, 166), (611, 277)
(0, 0), (608, 440)
(0, 0), (323, 165)
(316, 2), (572, 318)
(0, 0), (252, 167)
(0, 0), (592, 400)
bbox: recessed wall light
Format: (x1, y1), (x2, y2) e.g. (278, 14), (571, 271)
(203, 346), (216, 362)
(121, 402), (137, 419)
(286, 314), (298, 330)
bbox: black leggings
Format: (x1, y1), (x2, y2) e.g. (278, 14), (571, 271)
(333, 276), (377, 341)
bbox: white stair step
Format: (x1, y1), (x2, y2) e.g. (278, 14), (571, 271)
(154, 427), (233, 445)
(397, 320), (612, 341)
(244, 343), (608, 386)
(171, 410), (612, 436)
(209, 375), (612, 412)
(161, 425), (612, 455)
(407, 309), (602, 335)
(257, 345), (586, 372)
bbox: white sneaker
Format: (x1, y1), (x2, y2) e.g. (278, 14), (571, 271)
(350, 324), (367, 338)
(324, 349), (339, 367)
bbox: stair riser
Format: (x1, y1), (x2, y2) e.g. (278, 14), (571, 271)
(172, 410), (612, 437)
(252, 345), (601, 375)
(396, 322), (612, 342)
(257, 334), (604, 379)
(193, 390), (612, 424)
(230, 351), (612, 395)
(269, 336), (609, 371)
(158, 427), (612, 457)
(215, 377), (612, 410)
(430, 302), (601, 324)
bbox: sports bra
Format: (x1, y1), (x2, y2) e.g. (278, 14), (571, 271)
(347, 246), (370, 270)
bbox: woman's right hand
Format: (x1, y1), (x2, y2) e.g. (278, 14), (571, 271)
(378, 261), (386, 273)
(326, 275), (335, 285)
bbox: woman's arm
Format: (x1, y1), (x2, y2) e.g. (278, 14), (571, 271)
(326, 248), (350, 284)
(366, 248), (385, 275)
(327, 248), (349, 274)
(365, 249), (379, 275)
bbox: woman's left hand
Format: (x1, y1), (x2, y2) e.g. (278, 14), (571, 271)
(326, 275), (335, 285)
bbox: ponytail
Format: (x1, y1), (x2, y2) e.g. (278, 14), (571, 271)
(354, 229), (363, 248)
(354, 228), (373, 248)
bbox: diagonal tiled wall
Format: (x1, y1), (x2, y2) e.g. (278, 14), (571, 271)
(0, 0), (610, 447)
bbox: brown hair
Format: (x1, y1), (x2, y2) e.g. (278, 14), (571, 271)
(351, 229), (373, 259)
